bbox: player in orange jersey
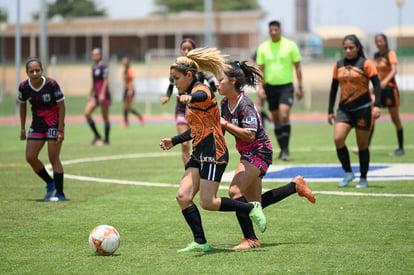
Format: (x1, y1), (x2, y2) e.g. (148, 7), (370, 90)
(373, 33), (404, 156)
(120, 56), (144, 128)
(160, 48), (266, 252)
(328, 35), (381, 188)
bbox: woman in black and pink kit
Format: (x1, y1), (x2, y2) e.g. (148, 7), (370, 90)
(218, 61), (315, 250)
(161, 38), (216, 166)
(18, 57), (66, 201)
(84, 48), (111, 145)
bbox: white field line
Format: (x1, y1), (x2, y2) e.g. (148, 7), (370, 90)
(45, 151), (414, 199)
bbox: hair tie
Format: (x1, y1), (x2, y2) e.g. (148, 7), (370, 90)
(236, 61), (241, 68)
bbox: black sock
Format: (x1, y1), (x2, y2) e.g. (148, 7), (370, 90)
(219, 197), (253, 213)
(397, 128), (403, 149)
(123, 110), (128, 123)
(87, 119), (101, 138)
(182, 205), (206, 244)
(104, 122), (110, 143)
(358, 148), (369, 179)
(35, 167), (53, 184)
(235, 197), (257, 240)
(279, 122), (291, 151)
(130, 109), (142, 119)
(54, 172), (64, 195)
(262, 182), (296, 209)
(337, 146), (352, 172)
(274, 126), (282, 151)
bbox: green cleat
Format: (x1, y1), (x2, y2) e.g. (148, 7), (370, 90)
(248, 201), (267, 233)
(177, 241), (211, 253)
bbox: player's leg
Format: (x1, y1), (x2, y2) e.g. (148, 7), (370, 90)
(334, 121), (354, 187)
(47, 138), (65, 200)
(388, 106), (404, 155)
(278, 103), (292, 160)
(176, 167), (209, 252)
(84, 100), (101, 144)
(355, 128), (371, 188)
(100, 105), (110, 145)
(26, 138), (55, 200)
(228, 160), (262, 249)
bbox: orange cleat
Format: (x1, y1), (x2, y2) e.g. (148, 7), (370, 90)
(232, 238), (261, 250)
(120, 122), (128, 129)
(293, 176), (315, 204)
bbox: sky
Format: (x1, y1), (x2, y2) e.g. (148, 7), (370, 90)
(1, 0), (413, 34)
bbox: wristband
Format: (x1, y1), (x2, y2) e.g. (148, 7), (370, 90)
(298, 84), (303, 89)
(20, 129), (25, 132)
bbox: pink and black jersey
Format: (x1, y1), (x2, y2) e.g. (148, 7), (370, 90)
(92, 60), (110, 96)
(220, 92), (273, 163)
(18, 76), (64, 130)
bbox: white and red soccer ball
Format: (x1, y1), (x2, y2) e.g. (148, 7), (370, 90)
(88, 225), (120, 255)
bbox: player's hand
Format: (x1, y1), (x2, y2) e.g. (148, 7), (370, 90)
(177, 94), (191, 105)
(20, 129), (26, 140)
(160, 96), (169, 105)
(56, 130), (64, 144)
(296, 88), (303, 100)
(98, 94), (105, 104)
(160, 138), (173, 150)
(372, 106), (381, 120)
(328, 113), (335, 125)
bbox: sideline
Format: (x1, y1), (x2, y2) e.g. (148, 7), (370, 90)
(43, 152), (414, 199)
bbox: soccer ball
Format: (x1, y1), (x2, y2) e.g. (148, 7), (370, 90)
(88, 225), (120, 256)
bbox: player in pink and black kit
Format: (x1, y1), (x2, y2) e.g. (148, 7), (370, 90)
(219, 60), (315, 250)
(18, 57), (66, 201)
(84, 48), (111, 145)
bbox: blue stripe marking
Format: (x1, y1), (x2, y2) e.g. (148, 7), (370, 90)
(264, 165), (389, 179)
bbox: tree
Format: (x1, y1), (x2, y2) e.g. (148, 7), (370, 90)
(33, 0), (106, 20)
(0, 7), (7, 22)
(154, 0), (260, 13)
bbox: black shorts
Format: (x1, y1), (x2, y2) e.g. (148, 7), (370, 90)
(264, 83), (294, 111)
(380, 85), (400, 108)
(185, 134), (229, 182)
(123, 89), (135, 101)
(335, 106), (374, 131)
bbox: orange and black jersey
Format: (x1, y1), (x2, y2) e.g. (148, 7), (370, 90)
(171, 80), (227, 161)
(374, 49), (397, 85)
(328, 56), (381, 114)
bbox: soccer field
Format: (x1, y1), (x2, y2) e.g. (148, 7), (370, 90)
(0, 113), (413, 273)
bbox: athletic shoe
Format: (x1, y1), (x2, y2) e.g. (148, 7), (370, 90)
(278, 149), (290, 161)
(356, 178), (368, 188)
(339, 172), (355, 187)
(248, 201), (266, 233)
(44, 182), (56, 201)
(49, 193), (66, 202)
(90, 136), (102, 145)
(293, 176), (315, 204)
(120, 122), (128, 129)
(390, 148), (405, 156)
(139, 117), (145, 126)
(177, 241), (210, 252)
(232, 238), (261, 250)
(96, 140), (105, 146)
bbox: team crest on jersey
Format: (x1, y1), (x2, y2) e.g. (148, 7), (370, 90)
(231, 118), (238, 125)
(54, 89), (63, 98)
(42, 94), (51, 102)
(243, 116), (257, 126)
(94, 69), (101, 76)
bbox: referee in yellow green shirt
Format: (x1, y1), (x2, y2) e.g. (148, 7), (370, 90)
(256, 20), (303, 161)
